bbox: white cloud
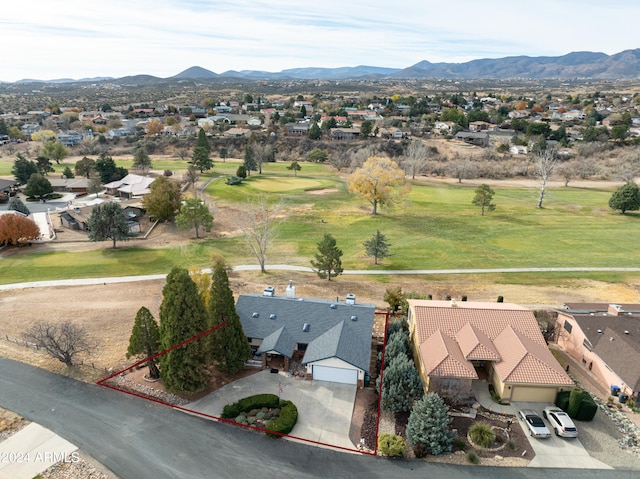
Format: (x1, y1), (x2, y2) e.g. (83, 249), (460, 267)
(1, 0), (639, 81)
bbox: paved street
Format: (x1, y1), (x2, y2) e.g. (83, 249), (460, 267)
(2, 357), (636, 479)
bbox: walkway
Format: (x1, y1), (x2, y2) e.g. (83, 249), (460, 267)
(3, 266), (640, 291)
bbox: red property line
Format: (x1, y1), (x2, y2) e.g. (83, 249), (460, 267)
(374, 310), (389, 456)
(97, 314), (389, 456)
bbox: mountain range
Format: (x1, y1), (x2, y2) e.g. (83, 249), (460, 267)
(8, 49), (640, 84)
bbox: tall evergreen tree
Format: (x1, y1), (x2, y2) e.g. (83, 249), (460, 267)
(310, 233), (343, 281)
(363, 230), (391, 264)
(406, 392), (456, 456)
(133, 146), (152, 174)
(207, 258), (251, 373)
(190, 129), (212, 172)
(159, 267), (209, 392)
(377, 354), (423, 413)
(11, 154), (38, 184)
(126, 306), (161, 379)
(7, 197), (30, 216)
(243, 145), (257, 176)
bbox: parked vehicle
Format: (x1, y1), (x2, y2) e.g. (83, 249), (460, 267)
(518, 409), (551, 438)
(543, 406), (578, 438)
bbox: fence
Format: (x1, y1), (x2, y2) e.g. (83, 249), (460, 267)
(1, 332), (110, 373)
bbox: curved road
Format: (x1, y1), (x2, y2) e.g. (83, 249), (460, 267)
(0, 357), (635, 479)
(2, 265), (640, 291)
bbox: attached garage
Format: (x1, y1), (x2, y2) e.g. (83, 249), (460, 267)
(312, 365), (358, 385)
(510, 386), (558, 403)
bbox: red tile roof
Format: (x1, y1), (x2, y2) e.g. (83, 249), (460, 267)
(410, 300), (572, 386)
(420, 330), (477, 378)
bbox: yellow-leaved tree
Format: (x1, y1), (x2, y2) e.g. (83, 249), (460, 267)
(347, 157), (409, 215)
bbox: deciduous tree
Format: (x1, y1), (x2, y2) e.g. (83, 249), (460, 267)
(159, 267), (209, 392)
(24, 173), (53, 200)
(24, 321), (91, 368)
(287, 161), (301, 177)
(363, 230), (391, 264)
(348, 157), (409, 215)
(0, 214), (39, 245)
(238, 196), (286, 273)
(472, 184), (496, 215)
(175, 198), (213, 238)
(609, 182), (640, 214)
(402, 140), (429, 179)
(126, 307), (161, 379)
(207, 258), (251, 373)
(406, 393), (456, 456)
(310, 233), (344, 281)
(145, 119), (164, 137)
(535, 147), (558, 209)
(142, 176), (182, 222)
(41, 139), (69, 164)
(87, 201), (130, 249)
(75, 156), (96, 178)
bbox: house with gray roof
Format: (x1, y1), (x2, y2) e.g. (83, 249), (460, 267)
(236, 282), (375, 387)
(556, 303), (640, 404)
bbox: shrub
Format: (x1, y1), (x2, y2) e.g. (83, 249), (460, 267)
(266, 400), (298, 438)
(406, 392), (456, 455)
(378, 433), (405, 457)
(226, 176), (243, 185)
(507, 440), (516, 451)
(467, 452), (480, 464)
(452, 437), (467, 451)
(469, 422), (495, 448)
(235, 414), (247, 425)
(497, 295), (504, 303)
(221, 394), (280, 419)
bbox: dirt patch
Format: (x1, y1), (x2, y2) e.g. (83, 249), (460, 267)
(306, 188), (338, 195)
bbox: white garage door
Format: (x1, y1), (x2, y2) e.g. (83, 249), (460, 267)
(312, 365), (358, 385)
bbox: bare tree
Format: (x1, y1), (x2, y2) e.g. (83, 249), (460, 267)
(402, 140), (429, 179)
(535, 147), (558, 208)
(183, 166), (199, 194)
(328, 148), (352, 172)
(238, 196), (287, 273)
(252, 143), (273, 174)
(25, 321), (92, 368)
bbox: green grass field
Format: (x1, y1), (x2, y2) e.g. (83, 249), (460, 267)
(2, 159), (638, 285)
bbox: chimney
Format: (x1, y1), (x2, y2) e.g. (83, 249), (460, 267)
(286, 280), (295, 299)
(608, 304), (623, 316)
(263, 286), (275, 297)
(345, 293), (356, 305)
(450, 298), (457, 308)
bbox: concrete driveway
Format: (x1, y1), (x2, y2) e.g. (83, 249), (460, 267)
(512, 402), (611, 469)
(187, 370), (357, 450)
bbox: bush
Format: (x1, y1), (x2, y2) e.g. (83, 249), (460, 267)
(378, 433), (405, 457)
(497, 295), (504, 303)
(221, 393), (280, 418)
(266, 400), (298, 438)
(469, 422), (495, 448)
(467, 452), (480, 464)
(226, 176), (243, 185)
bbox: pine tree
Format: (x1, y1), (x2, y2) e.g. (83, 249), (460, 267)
(158, 267), (209, 392)
(383, 329), (411, 366)
(363, 230), (391, 264)
(378, 354), (423, 413)
(7, 197), (30, 216)
(406, 392), (456, 456)
(310, 233), (343, 281)
(190, 129), (212, 172)
(207, 258), (251, 373)
(133, 146), (152, 174)
(126, 306), (161, 379)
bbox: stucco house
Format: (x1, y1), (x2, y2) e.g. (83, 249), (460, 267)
(407, 300), (573, 403)
(236, 283), (375, 387)
(104, 174), (155, 199)
(556, 303), (640, 402)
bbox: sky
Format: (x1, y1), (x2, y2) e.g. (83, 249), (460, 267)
(2, 0), (639, 82)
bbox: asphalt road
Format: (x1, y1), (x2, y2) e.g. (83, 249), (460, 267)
(0, 357), (636, 479)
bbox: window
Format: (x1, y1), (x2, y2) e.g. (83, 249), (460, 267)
(582, 338), (592, 351)
(563, 320), (573, 334)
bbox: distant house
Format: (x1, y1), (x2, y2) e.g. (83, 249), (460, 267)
(103, 174), (155, 199)
(408, 300), (573, 403)
(433, 121), (455, 133)
(330, 127), (360, 141)
(380, 128), (411, 140)
(55, 131), (84, 146)
(225, 127), (250, 138)
(285, 122), (311, 136)
(107, 127), (134, 138)
(236, 283), (375, 387)
(455, 131), (489, 147)
(510, 145), (528, 155)
(48, 178), (90, 194)
(556, 303), (640, 402)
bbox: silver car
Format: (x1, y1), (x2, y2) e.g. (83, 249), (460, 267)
(543, 406), (578, 438)
(518, 409), (551, 438)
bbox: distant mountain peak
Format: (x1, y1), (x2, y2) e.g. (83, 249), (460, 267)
(172, 66), (218, 79)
